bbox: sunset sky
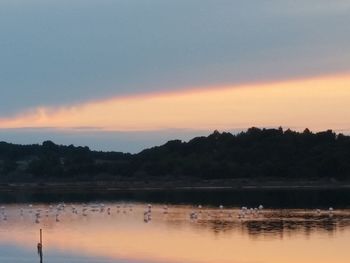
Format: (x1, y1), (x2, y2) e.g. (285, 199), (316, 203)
(1, 0), (350, 152)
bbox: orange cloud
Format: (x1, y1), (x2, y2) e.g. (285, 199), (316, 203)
(1, 74), (350, 132)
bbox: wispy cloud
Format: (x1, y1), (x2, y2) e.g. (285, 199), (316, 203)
(1, 73), (350, 133)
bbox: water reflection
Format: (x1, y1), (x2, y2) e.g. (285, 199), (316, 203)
(0, 203), (349, 263)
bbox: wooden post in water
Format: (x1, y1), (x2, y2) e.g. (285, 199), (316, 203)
(37, 229), (43, 263)
(40, 229), (42, 246)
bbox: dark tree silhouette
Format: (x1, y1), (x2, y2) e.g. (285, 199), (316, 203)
(0, 127), (350, 182)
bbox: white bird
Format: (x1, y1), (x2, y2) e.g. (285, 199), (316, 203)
(238, 210), (245, 219)
(143, 210), (152, 222)
(190, 211), (198, 220)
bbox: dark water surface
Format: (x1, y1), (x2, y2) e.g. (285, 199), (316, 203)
(1, 188), (350, 208)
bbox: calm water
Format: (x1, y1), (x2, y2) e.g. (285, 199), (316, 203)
(0, 190), (350, 263)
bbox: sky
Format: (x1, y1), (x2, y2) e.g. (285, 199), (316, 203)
(1, 0), (350, 152)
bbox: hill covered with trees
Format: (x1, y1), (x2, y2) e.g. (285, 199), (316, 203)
(1, 127), (350, 184)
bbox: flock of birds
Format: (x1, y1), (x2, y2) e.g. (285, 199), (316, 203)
(147, 204), (337, 223)
(0, 203), (337, 225)
(0, 203), (132, 224)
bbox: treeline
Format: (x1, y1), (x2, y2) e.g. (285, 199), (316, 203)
(1, 127), (350, 182)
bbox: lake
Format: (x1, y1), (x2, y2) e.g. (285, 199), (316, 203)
(0, 190), (349, 263)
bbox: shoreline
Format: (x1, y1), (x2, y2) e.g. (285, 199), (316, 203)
(1, 181), (350, 193)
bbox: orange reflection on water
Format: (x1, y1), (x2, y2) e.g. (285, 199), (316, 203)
(0, 204), (350, 263)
